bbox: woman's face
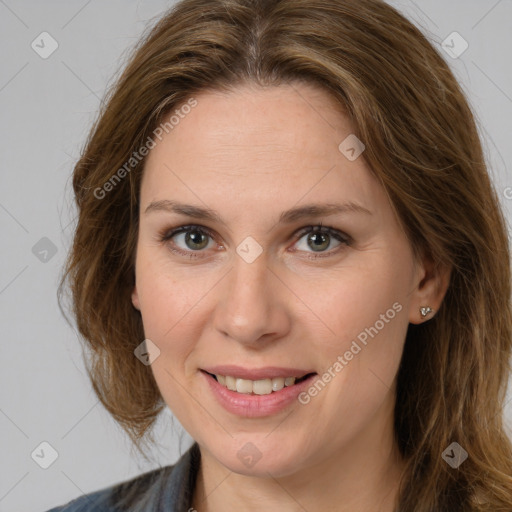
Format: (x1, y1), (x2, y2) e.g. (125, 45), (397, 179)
(132, 82), (427, 476)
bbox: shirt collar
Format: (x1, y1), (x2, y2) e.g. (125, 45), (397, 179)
(158, 441), (201, 511)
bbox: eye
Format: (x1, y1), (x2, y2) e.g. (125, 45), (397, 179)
(292, 225), (351, 258)
(159, 223), (351, 259)
(159, 225), (218, 258)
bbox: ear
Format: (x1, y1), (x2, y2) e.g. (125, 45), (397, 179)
(131, 286), (141, 311)
(408, 250), (451, 325)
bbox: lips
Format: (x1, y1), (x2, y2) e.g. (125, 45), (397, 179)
(201, 368), (318, 417)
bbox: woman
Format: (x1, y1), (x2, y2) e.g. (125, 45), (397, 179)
(49, 0), (512, 510)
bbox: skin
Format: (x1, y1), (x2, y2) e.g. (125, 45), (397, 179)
(131, 81), (451, 511)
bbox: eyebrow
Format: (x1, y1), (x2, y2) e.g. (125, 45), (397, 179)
(144, 199), (372, 224)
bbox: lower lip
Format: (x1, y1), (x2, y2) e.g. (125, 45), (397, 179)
(201, 370), (317, 418)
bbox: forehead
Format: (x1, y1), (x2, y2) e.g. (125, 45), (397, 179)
(140, 82), (386, 222)
(149, 82), (352, 165)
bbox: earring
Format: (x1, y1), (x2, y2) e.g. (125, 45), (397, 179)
(420, 306), (434, 318)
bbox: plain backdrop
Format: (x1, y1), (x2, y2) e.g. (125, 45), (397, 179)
(1, 1), (511, 510)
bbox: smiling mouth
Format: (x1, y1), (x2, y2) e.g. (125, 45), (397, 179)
(202, 370), (317, 395)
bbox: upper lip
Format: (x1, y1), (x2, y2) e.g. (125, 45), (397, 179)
(201, 365), (316, 380)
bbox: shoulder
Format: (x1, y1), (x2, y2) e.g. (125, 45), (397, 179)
(44, 443), (201, 512)
(43, 465), (172, 512)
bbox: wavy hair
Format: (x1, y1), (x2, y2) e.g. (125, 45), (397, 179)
(59, 0), (512, 509)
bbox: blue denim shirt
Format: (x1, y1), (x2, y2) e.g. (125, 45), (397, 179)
(44, 442), (200, 512)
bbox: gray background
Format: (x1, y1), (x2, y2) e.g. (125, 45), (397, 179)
(1, 1), (511, 510)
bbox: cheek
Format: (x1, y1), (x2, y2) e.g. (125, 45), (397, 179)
(135, 259), (204, 421)
(299, 269), (408, 437)
(135, 255), (200, 363)
(298, 254), (410, 401)
(293, 254), (409, 350)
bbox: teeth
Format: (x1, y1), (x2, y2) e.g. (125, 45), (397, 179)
(272, 377), (285, 391)
(236, 378), (253, 394)
(225, 375), (236, 391)
(214, 374), (298, 395)
(253, 379), (273, 395)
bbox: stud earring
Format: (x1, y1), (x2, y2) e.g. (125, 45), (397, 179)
(420, 306), (434, 318)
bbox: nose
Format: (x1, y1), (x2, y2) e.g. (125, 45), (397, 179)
(212, 253), (291, 347)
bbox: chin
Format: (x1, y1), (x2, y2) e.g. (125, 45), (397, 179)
(205, 434), (308, 478)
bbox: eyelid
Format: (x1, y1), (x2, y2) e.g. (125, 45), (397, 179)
(160, 224), (216, 241)
(293, 224), (351, 243)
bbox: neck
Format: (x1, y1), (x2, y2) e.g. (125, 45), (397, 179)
(191, 397), (405, 512)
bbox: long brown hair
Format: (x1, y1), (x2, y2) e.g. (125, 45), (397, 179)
(59, 0), (512, 509)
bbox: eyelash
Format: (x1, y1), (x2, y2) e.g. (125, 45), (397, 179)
(158, 223), (352, 260)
